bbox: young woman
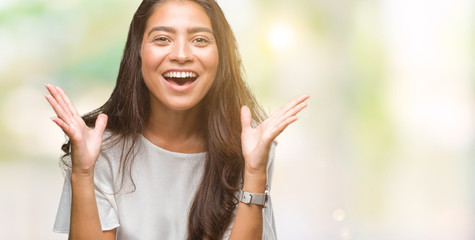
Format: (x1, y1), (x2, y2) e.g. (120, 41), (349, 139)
(46, 0), (309, 239)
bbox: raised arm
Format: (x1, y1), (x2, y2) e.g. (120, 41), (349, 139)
(229, 94), (309, 240)
(45, 83), (115, 240)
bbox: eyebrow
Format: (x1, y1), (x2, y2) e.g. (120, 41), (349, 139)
(188, 27), (213, 34)
(147, 26), (213, 37)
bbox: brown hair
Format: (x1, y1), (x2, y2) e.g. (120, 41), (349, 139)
(60, 0), (265, 239)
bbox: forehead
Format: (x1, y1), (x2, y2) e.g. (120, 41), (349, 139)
(145, 1), (212, 32)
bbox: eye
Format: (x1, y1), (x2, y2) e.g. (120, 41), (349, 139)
(192, 36), (211, 46)
(153, 36), (171, 45)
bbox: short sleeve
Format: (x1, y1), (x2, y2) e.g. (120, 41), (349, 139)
(53, 154), (120, 233)
(222, 141), (278, 240)
(262, 141), (277, 239)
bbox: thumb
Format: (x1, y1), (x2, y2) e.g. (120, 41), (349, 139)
(240, 106), (252, 132)
(94, 113), (108, 134)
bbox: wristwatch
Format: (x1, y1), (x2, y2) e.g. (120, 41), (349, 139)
(238, 186), (269, 208)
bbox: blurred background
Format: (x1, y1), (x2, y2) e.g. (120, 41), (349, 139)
(1, 0), (474, 239)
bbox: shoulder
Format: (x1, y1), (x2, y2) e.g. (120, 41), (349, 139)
(99, 130), (139, 159)
(94, 131), (134, 178)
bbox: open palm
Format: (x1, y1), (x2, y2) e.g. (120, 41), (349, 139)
(45, 84), (108, 175)
(240, 94), (309, 173)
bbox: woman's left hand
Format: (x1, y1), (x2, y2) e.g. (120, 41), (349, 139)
(240, 94), (309, 175)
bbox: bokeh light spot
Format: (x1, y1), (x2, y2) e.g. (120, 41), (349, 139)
(333, 209), (346, 222)
(267, 22), (294, 53)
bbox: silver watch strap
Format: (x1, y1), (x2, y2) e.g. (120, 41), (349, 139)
(238, 186), (269, 208)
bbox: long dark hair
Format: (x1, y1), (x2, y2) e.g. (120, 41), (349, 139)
(60, 0), (265, 239)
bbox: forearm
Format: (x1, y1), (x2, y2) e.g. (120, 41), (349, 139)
(69, 172), (104, 240)
(229, 171), (267, 240)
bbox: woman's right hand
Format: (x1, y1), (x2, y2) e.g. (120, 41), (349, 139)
(45, 83), (108, 176)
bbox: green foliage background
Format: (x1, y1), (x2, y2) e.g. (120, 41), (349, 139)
(0, 0), (473, 239)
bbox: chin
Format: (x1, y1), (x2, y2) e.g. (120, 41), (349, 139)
(162, 98), (203, 111)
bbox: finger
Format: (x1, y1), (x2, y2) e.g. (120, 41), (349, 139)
(272, 116), (299, 140)
(45, 94), (70, 122)
(277, 115), (298, 133)
(266, 100), (308, 130)
(55, 85), (80, 118)
(261, 115), (298, 142)
(94, 114), (108, 135)
(45, 83), (73, 119)
(279, 101), (308, 121)
(54, 85), (76, 118)
(51, 116), (73, 136)
(274, 94), (310, 118)
(240, 106), (252, 131)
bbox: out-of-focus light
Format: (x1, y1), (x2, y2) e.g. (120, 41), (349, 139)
(267, 22), (294, 53)
(340, 227), (351, 239)
(333, 209), (346, 222)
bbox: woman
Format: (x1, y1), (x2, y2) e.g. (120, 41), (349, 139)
(46, 0), (309, 239)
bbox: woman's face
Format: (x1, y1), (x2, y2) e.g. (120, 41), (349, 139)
(141, 0), (219, 111)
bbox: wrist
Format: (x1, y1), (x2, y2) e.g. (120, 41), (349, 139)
(243, 170), (267, 193)
(70, 159), (95, 178)
(71, 169), (95, 182)
(244, 154), (269, 174)
(244, 161), (267, 175)
(238, 186), (269, 208)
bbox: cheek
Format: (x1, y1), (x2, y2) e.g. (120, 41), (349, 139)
(141, 46), (164, 70)
(205, 48), (219, 74)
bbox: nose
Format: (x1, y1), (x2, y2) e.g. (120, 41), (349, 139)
(169, 39), (192, 63)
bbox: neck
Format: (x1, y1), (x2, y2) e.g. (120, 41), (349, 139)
(143, 97), (206, 153)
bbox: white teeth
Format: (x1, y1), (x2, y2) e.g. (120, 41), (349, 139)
(164, 71), (197, 78)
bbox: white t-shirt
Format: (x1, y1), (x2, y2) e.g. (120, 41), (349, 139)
(53, 134), (277, 239)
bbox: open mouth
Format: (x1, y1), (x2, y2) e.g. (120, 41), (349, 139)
(163, 71), (198, 86)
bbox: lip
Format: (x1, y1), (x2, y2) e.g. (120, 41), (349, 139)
(162, 68), (199, 93)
